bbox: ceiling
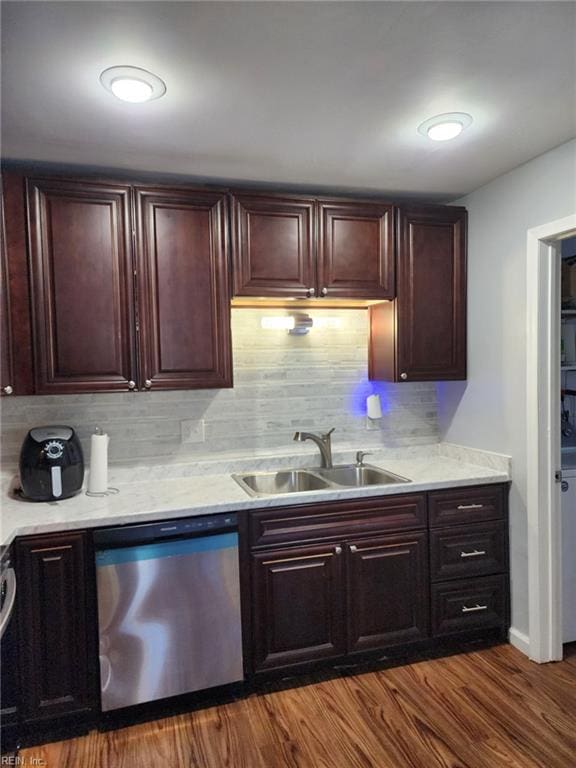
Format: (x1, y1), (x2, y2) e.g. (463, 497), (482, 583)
(1, 1), (575, 201)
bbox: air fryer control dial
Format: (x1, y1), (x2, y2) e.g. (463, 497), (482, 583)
(45, 440), (65, 460)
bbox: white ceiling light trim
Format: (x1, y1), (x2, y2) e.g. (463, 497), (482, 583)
(100, 66), (166, 103)
(418, 112), (473, 142)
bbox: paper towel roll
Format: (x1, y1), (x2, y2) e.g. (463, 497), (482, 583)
(88, 431), (109, 494)
(366, 394), (383, 419)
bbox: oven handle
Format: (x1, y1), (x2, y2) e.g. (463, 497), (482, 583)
(0, 568), (16, 639)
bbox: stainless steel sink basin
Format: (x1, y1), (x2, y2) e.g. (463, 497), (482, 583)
(232, 463), (410, 497)
(315, 464), (409, 487)
(233, 469), (331, 497)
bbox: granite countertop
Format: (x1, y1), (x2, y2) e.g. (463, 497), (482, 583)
(0, 442), (511, 547)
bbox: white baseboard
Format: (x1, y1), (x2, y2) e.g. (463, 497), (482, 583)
(509, 626), (530, 656)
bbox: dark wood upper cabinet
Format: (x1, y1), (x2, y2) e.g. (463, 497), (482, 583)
(1, 173), (34, 395)
(369, 205), (467, 382)
(346, 531), (429, 653)
(1, 188), (14, 396)
(317, 200), (394, 299)
(15, 531), (97, 723)
(231, 193), (316, 298)
(231, 194), (395, 300)
(26, 178), (136, 394)
(135, 187), (232, 390)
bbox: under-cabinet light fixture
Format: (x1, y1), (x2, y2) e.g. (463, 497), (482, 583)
(260, 314), (342, 335)
(100, 66), (166, 103)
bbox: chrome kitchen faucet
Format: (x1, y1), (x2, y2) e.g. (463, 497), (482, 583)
(293, 428), (335, 468)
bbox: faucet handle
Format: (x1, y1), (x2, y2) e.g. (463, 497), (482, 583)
(355, 451), (372, 466)
(323, 428), (336, 439)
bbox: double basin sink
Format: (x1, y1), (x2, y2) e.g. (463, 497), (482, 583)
(232, 464), (410, 498)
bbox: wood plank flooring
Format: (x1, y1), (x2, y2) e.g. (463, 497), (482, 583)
(20, 644), (576, 768)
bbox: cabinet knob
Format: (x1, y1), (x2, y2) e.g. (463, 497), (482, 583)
(2, 385), (13, 395)
(306, 287), (315, 298)
(334, 546), (342, 555)
(128, 380), (136, 390)
(320, 287), (328, 296)
(349, 545), (358, 553)
(400, 372), (408, 380)
(144, 380), (152, 389)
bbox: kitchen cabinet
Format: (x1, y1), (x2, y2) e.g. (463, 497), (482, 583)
(230, 193), (316, 298)
(346, 532), (429, 653)
(1, 173), (34, 395)
(317, 199), (394, 299)
(428, 485), (509, 637)
(15, 530), (98, 725)
(251, 543), (345, 671)
(231, 193), (394, 300)
(27, 177), (136, 394)
(369, 204), (467, 382)
(135, 187), (232, 389)
(249, 493), (429, 674)
(16, 175), (232, 394)
(1, 188), (14, 396)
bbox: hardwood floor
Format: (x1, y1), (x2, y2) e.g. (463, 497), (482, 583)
(20, 644), (576, 768)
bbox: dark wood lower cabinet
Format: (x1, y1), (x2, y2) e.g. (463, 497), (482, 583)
(251, 544), (345, 672)
(251, 531), (430, 673)
(347, 533), (429, 653)
(249, 484), (509, 677)
(15, 531), (97, 724)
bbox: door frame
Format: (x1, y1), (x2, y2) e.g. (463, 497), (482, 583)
(526, 214), (576, 662)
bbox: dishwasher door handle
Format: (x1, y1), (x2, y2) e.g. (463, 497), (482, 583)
(0, 568), (17, 639)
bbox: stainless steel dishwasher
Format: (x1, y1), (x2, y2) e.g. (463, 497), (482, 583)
(94, 512), (243, 712)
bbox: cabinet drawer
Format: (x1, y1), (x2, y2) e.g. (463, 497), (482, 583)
(249, 494), (427, 548)
(431, 575), (507, 636)
(429, 484), (506, 528)
(430, 521), (507, 582)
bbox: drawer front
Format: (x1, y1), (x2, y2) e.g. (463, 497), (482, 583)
(430, 521), (507, 582)
(250, 494), (427, 549)
(431, 575), (507, 636)
(429, 484), (506, 528)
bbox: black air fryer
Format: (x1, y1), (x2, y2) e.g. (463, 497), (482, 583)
(19, 426), (84, 501)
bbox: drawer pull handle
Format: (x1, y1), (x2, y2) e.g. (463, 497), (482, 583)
(461, 604), (488, 613)
(349, 545), (358, 553)
(457, 503), (484, 510)
(460, 549), (487, 558)
(334, 546), (342, 555)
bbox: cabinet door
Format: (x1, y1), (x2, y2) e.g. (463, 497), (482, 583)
(135, 187), (232, 390)
(251, 544), (345, 672)
(2, 174), (35, 395)
(346, 531), (429, 654)
(231, 193), (316, 298)
(369, 205), (467, 382)
(15, 532), (97, 722)
(0, 188), (14, 396)
(317, 200), (394, 299)
(27, 178), (136, 393)
(397, 205), (467, 381)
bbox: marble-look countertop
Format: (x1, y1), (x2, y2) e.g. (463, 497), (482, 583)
(0, 443), (511, 547)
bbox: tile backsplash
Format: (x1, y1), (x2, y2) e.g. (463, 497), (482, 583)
(0, 309), (439, 468)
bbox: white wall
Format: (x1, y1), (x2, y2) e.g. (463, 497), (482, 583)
(1, 309), (439, 469)
(438, 139), (576, 639)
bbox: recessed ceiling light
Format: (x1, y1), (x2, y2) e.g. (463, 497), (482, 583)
(100, 66), (166, 103)
(418, 112), (473, 142)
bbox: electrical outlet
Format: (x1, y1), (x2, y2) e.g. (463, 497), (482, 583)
(180, 419), (206, 444)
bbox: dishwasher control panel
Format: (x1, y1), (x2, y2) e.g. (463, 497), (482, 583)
(93, 512), (238, 547)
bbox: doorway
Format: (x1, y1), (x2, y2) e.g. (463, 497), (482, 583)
(526, 214), (576, 663)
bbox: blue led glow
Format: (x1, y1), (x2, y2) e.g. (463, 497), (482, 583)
(348, 379), (394, 417)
